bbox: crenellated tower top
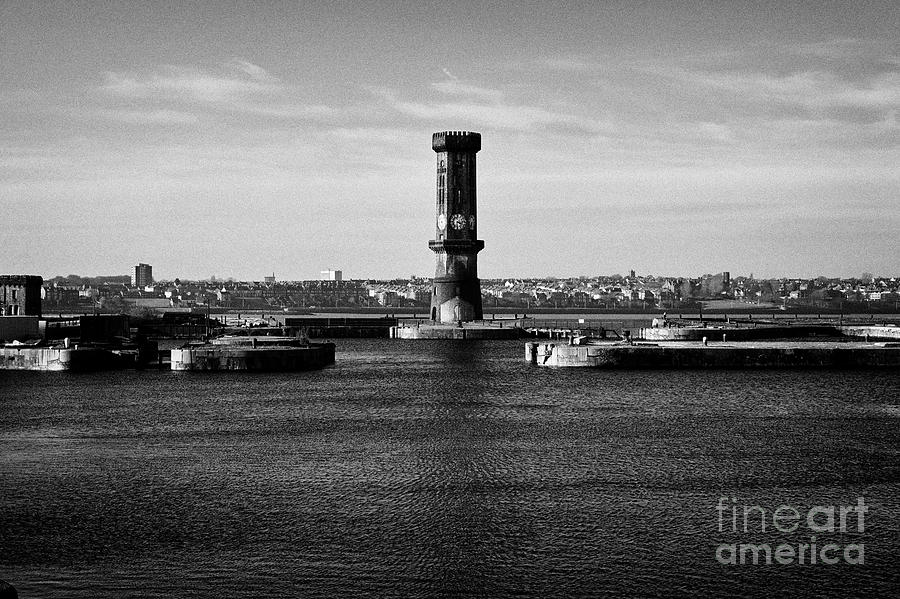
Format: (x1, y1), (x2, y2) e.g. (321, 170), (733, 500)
(432, 131), (481, 153)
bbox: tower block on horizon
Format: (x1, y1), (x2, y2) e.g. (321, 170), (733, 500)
(429, 131), (484, 323)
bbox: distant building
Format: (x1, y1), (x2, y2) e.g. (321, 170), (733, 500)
(264, 273), (276, 285)
(133, 263), (153, 287)
(320, 269), (342, 281)
(0, 274), (43, 316)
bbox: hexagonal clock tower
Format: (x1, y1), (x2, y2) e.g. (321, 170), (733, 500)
(429, 130), (484, 323)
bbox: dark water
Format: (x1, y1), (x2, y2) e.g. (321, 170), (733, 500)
(1, 339), (898, 598)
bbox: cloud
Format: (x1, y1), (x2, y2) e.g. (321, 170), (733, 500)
(672, 69), (900, 110)
(97, 60), (342, 121)
(374, 78), (613, 133)
(540, 56), (595, 71)
(93, 108), (199, 124)
(625, 38), (900, 117)
(226, 102), (338, 119)
(391, 98), (613, 133)
(225, 58), (278, 82)
(431, 79), (503, 102)
(752, 115), (900, 147)
(795, 38), (895, 60)
(327, 127), (412, 144)
(669, 121), (737, 145)
(100, 65), (280, 102)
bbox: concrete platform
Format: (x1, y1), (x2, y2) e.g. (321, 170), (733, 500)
(1, 346), (125, 371)
(390, 323), (525, 340)
(171, 340), (335, 371)
(641, 323), (900, 341)
(840, 325), (900, 340)
(527, 340), (900, 368)
(639, 325), (838, 341)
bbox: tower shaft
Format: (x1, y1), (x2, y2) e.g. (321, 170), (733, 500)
(429, 131), (483, 323)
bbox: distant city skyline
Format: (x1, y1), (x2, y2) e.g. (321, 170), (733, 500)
(2, 1), (898, 280)
(36, 268), (897, 284)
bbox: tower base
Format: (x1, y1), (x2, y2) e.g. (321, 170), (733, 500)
(429, 276), (483, 323)
(390, 322), (525, 340)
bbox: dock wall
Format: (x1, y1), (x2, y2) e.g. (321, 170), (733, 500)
(641, 324), (900, 341)
(639, 325), (839, 341)
(171, 343), (335, 371)
(840, 326), (900, 340)
(390, 325), (523, 340)
(284, 317), (397, 338)
(0, 346), (121, 371)
(0, 316), (40, 342)
(528, 342), (900, 368)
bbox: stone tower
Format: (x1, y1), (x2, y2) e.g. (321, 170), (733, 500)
(429, 131), (484, 323)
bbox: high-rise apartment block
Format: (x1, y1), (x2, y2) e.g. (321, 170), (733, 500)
(133, 263), (153, 287)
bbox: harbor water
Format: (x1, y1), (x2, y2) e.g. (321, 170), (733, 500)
(1, 339), (898, 597)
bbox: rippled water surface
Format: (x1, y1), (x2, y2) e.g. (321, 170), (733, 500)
(1, 339), (898, 597)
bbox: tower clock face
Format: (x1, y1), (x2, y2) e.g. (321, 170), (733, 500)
(437, 213), (447, 230)
(450, 213), (468, 230)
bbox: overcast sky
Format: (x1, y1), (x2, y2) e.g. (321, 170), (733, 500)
(2, 1), (898, 280)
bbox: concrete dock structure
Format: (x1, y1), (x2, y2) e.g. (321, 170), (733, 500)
(528, 340), (900, 368)
(390, 321), (526, 339)
(284, 316), (398, 338)
(840, 325), (900, 340)
(171, 336), (335, 371)
(0, 345), (128, 371)
(641, 321), (900, 342)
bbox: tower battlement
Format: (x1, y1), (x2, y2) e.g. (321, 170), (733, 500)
(432, 131), (481, 153)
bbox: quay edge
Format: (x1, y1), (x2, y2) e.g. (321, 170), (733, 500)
(170, 339), (335, 371)
(641, 323), (900, 341)
(390, 323), (525, 340)
(0, 346), (127, 371)
(527, 341), (900, 368)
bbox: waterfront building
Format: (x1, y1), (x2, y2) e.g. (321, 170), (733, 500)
(429, 131), (484, 323)
(0, 274), (43, 316)
(320, 269), (343, 281)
